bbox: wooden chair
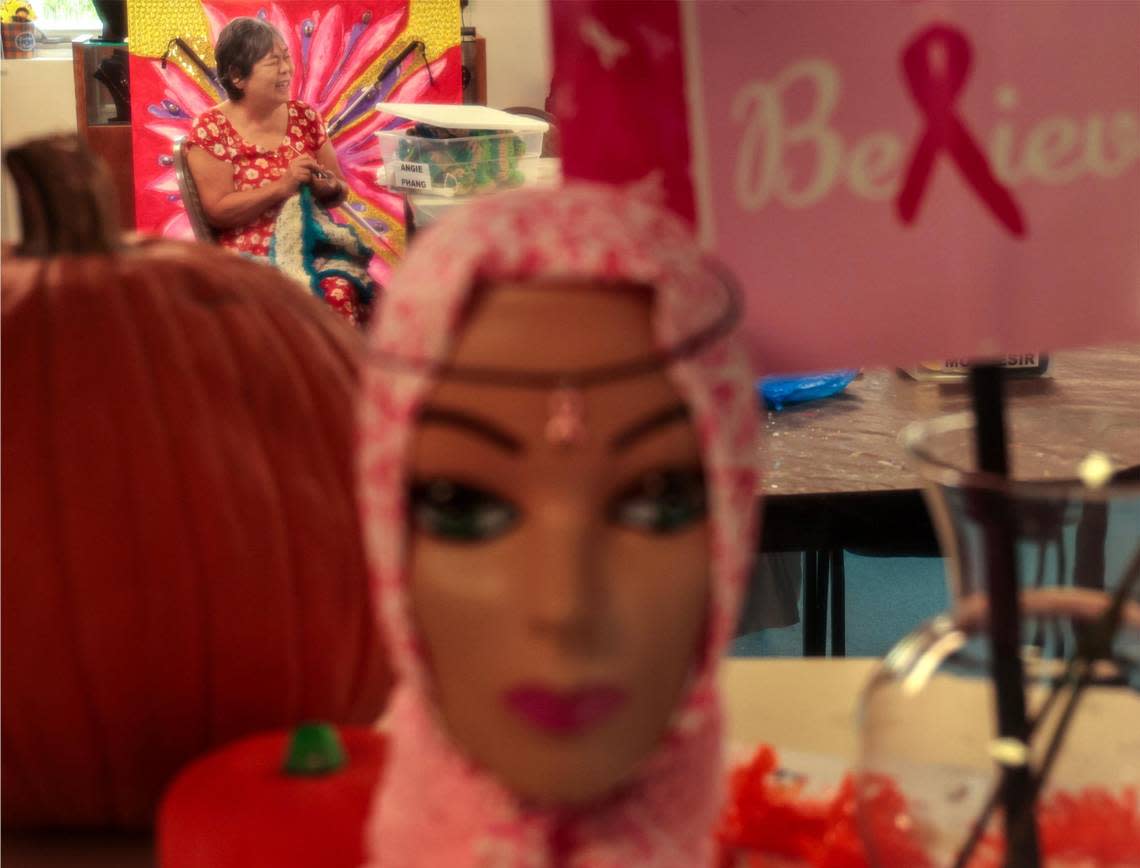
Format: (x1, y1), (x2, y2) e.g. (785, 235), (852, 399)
(173, 136), (217, 243)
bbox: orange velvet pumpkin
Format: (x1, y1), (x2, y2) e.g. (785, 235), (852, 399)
(1, 136), (391, 828)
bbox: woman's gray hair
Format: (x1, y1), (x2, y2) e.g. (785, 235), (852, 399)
(215, 17), (284, 101)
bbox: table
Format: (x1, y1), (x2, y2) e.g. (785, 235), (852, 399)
(757, 344), (1140, 655)
(721, 658), (875, 760)
(722, 658), (1140, 780)
(8, 658), (1136, 865)
(0, 660), (877, 868)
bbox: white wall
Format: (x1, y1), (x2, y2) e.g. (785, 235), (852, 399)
(465, 0), (551, 110)
(1, 54), (79, 242)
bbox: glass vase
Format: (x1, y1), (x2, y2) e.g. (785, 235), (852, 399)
(856, 407), (1140, 867)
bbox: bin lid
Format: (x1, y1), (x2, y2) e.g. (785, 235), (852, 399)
(375, 103), (549, 133)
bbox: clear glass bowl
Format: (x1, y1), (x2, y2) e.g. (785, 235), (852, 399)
(856, 408), (1140, 866)
(900, 408), (1139, 613)
(858, 600), (1140, 866)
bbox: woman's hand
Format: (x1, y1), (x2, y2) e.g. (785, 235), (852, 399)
(311, 139), (350, 207)
(276, 155), (323, 197)
(311, 172), (344, 203)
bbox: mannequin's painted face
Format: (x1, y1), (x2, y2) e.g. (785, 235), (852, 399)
(406, 279), (710, 807)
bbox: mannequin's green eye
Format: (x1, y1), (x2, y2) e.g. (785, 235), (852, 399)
(408, 479), (519, 542)
(609, 467), (708, 535)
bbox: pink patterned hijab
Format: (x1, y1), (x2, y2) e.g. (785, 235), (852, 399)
(357, 182), (760, 867)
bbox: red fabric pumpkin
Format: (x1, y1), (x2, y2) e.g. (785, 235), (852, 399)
(158, 724), (385, 868)
(1, 136), (392, 829)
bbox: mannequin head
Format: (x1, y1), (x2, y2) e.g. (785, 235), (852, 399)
(406, 278), (710, 806)
(358, 183), (760, 867)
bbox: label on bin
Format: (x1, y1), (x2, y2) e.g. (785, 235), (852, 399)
(394, 161), (431, 190)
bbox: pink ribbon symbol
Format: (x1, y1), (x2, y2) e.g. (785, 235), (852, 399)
(896, 24), (1027, 237)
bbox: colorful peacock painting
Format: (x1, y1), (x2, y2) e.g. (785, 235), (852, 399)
(127, 0), (462, 281)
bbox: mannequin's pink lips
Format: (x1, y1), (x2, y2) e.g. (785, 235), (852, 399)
(503, 685), (627, 735)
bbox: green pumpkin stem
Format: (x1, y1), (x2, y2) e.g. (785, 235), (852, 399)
(5, 134), (122, 257)
(282, 723), (346, 776)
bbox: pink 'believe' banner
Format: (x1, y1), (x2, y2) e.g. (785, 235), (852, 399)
(550, 1), (1140, 373)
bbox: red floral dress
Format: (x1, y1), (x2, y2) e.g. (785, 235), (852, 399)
(188, 100), (367, 325)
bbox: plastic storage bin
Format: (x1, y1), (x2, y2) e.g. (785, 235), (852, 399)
(378, 127), (544, 197)
(406, 158), (562, 228)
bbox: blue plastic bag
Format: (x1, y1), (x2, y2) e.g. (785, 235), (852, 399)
(758, 370), (859, 411)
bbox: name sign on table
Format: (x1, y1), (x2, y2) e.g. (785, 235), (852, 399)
(550, 1), (1140, 373)
(394, 161), (431, 191)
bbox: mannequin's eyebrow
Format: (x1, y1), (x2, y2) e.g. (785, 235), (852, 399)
(611, 403), (690, 452)
(417, 405), (523, 453)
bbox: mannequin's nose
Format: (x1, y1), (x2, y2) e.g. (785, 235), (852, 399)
(522, 502), (606, 646)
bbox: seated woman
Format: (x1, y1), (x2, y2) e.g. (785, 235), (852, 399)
(186, 16), (373, 326)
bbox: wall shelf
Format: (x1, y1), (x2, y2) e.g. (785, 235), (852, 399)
(72, 36), (135, 230)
